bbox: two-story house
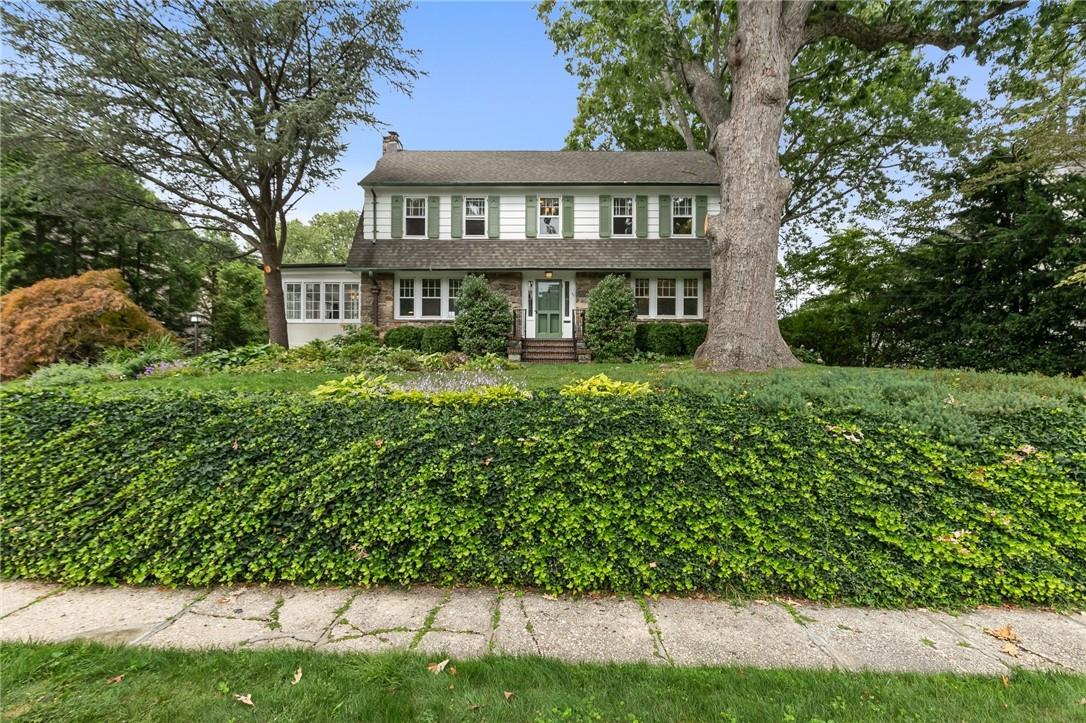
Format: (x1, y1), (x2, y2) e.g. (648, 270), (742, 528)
(281, 132), (718, 359)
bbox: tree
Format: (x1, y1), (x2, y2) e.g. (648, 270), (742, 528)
(584, 274), (638, 361)
(0, 269), (166, 379)
(0, 142), (235, 330)
(2, 0), (417, 347)
(282, 211), (361, 264)
(453, 275), (512, 357)
(541, 0), (1027, 370)
(210, 262), (267, 350)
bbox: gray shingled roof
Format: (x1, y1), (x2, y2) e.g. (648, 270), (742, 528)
(347, 238), (710, 271)
(360, 151), (719, 186)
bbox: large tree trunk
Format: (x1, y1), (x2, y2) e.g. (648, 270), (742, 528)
(695, 1), (802, 371)
(259, 220), (289, 347)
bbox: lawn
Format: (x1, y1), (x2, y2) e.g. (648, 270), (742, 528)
(3, 642), (1084, 722)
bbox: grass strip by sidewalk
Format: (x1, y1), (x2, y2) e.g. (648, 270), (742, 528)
(2, 642), (1084, 722)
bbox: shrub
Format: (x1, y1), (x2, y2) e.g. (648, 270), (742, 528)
(383, 325), (424, 350)
(644, 323), (685, 356)
(312, 370), (529, 405)
(311, 373), (390, 399)
(453, 275), (512, 357)
(559, 374), (652, 397)
(26, 362), (124, 387)
(0, 269), (166, 379)
(190, 344), (281, 372)
(421, 325), (457, 353)
(584, 274), (637, 361)
(682, 323), (708, 356)
(210, 262), (266, 349)
(459, 352), (514, 371)
(3, 387), (1083, 607)
(634, 323), (652, 352)
(334, 324), (379, 349)
(100, 334), (184, 379)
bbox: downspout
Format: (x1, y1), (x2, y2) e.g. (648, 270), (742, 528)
(369, 188), (380, 327)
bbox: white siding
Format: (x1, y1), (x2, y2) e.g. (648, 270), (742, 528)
(280, 267), (364, 347)
(360, 185), (720, 241)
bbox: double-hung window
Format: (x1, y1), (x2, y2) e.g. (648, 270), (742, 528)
(395, 276), (465, 319)
(464, 197), (486, 236)
(612, 197), (634, 236)
(683, 278), (700, 316)
(304, 282), (322, 320)
(399, 278), (415, 317)
(672, 197), (693, 236)
(539, 196), (560, 236)
(404, 197), (426, 236)
(656, 278), (677, 316)
(448, 278), (463, 315)
(421, 279), (442, 317)
(634, 278), (650, 316)
(285, 282), (302, 320)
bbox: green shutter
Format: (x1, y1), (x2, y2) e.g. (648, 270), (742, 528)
(695, 195), (708, 238)
(562, 195), (574, 238)
(525, 195), (537, 238)
(427, 196), (440, 239)
(635, 195), (648, 238)
(659, 195), (671, 238)
(487, 195), (500, 238)
(599, 195), (611, 238)
(451, 195), (462, 239)
(391, 195), (403, 238)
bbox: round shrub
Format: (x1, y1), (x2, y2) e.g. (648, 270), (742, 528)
(682, 323), (709, 356)
(421, 324), (457, 353)
(453, 274), (512, 357)
(634, 322), (652, 352)
(383, 325), (424, 350)
(645, 322), (684, 356)
(584, 274), (637, 362)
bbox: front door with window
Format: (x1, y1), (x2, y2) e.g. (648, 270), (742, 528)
(535, 280), (562, 338)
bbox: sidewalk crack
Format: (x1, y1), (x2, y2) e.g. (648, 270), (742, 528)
(129, 589), (210, 646)
(638, 597), (673, 666)
(409, 590), (450, 650)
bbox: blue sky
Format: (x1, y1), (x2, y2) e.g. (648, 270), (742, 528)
(293, 0), (579, 219)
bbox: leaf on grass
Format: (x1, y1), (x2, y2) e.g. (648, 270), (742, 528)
(427, 658), (450, 674)
(291, 667), (302, 686)
(1001, 675), (1010, 687)
(468, 703), (480, 710)
(985, 625), (1020, 643)
(106, 674), (125, 684)
(1000, 642), (1020, 657)
(449, 665), (457, 676)
(234, 693), (254, 707)
(503, 691), (514, 700)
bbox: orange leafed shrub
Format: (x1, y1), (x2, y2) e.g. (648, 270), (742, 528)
(0, 269), (166, 379)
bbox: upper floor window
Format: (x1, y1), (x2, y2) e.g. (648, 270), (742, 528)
(464, 197), (486, 237)
(539, 196), (560, 236)
(672, 197), (693, 236)
(613, 197), (633, 236)
(404, 197), (426, 236)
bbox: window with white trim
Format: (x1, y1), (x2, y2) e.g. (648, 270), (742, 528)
(304, 282), (321, 320)
(464, 197), (486, 236)
(613, 197), (633, 236)
(634, 278), (650, 316)
(421, 279), (442, 317)
(632, 277), (703, 319)
(285, 282), (302, 320)
(323, 283), (341, 320)
(404, 197), (426, 236)
(399, 278), (415, 317)
(539, 196), (560, 236)
(672, 197), (693, 236)
(448, 278), (463, 315)
(656, 278), (677, 316)
(683, 278), (699, 316)
(344, 283), (360, 320)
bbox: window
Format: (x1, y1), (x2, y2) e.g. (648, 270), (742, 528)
(656, 278), (676, 315)
(612, 197), (633, 236)
(285, 282), (302, 320)
(304, 282), (321, 320)
(448, 278), (462, 315)
(323, 283), (341, 320)
(672, 197), (693, 236)
(464, 197), (486, 236)
(405, 197), (426, 236)
(421, 279), (442, 317)
(683, 278), (699, 316)
(539, 196), (560, 236)
(634, 278), (650, 316)
(344, 283), (361, 321)
(399, 278), (415, 317)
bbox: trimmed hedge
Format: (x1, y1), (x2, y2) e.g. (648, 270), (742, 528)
(421, 325), (457, 354)
(682, 323), (708, 356)
(644, 322), (685, 356)
(383, 325), (423, 350)
(2, 388), (1084, 607)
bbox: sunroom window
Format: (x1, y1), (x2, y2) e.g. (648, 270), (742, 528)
(613, 197), (633, 236)
(672, 197), (693, 236)
(285, 282), (302, 320)
(405, 197), (426, 236)
(323, 283), (341, 320)
(539, 196), (560, 236)
(464, 197), (486, 236)
(304, 282), (321, 320)
(344, 283), (361, 320)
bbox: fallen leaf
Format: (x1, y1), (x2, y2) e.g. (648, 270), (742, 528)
(449, 665), (458, 676)
(234, 693), (254, 707)
(1001, 674), (1010, 687)
(1000, 642), (1020, 657)
(427, 658), (450, 674)
(468, 704), (481, 711)
(231, 439), (239, 451)
(503, 691), (514, 700)
(106, 674), (125, 684)
(985, 625), (1020, 643)
(291, 667), (302, 686)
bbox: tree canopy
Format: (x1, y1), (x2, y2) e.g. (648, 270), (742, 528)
(283, 211), (360, 264)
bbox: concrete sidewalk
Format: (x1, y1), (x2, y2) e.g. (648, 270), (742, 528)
(1, 581), (1083, 674)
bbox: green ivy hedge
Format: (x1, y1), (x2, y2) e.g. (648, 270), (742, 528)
(2, 388), (1084, 607)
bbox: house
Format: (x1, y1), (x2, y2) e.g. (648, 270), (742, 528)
(281, 132), (718, 359)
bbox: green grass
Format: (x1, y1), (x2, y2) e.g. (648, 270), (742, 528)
(3, 642), (1084, 722)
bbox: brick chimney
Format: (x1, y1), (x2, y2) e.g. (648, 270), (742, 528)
(382, 131), (402, 155)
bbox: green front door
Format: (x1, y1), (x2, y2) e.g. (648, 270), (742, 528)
(535, 280), (563, 338)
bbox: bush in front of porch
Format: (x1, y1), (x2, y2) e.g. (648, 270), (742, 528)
(453, 274), (512, 357)
(584, 273), (637, 361)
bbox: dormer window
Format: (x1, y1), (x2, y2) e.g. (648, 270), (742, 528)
(404, 197), (426, 236)
(464, 197), (486, 237)
(672, 197), (693, 236)
(539, 196), (560, 236)
(613, 197), (634, 236)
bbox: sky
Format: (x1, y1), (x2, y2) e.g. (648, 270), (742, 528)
(292, 0), (580, 220)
